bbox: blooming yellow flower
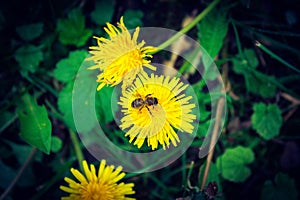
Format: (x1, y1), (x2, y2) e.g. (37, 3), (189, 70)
(118, 72), (196, 150)
(87, 17), (156, 91)
(60, 160), (135, 200)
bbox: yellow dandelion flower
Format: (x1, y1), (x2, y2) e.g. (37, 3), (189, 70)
(60, 160), (135, 200)
(87, 17), (156, 91)
(118, 72), (196, 150)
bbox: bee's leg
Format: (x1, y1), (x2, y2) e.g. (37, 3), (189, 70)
(145, 93), (153, 98)
(146, 106), (152, 115)
(138, 105), (144, 113)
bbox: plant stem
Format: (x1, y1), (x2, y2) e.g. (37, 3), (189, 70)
(0, 148), (37, 200)
(201, 45), (228, 190)
(232, 20), (244, 59)
(0, 113), (17, 134)
(153, 0), (221, 53)
(23, 74), (58, 97)
(32, 76), (59, 97)
(201, 97), (225, 190)
(69, 129), (84, 171)
(255, 41), (300, 74)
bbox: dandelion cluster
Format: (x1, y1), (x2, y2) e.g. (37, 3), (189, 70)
(60, 16), (198, 200)
(87, 17), (196, 150)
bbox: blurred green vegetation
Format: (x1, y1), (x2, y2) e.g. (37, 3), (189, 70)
(0, 0), (299, 199)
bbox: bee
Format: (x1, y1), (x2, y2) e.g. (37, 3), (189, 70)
(131, 94), (158, 114)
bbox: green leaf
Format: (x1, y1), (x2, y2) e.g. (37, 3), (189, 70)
(255, 75), (276, 97)
(95, 86), (116, 124)
(58, 81), (76, 130)
(58, 59), (98, 132)
(72, 60), (100, 132)
(57, 8), (92, 47)
(54, 50), (88, 82)
(251, 103), (282, 140)
(246, 71), (277, 98)
(261, 173), (298, 200)
(90, 0), (114, 25)
(123, 9), (144, 29)
(244, 48), (259, 68)
(233, 49), (258, 74)
(51, 136), (62, 153)
(233, 49), (276, 98)
(55, 50), (91, 131)
(16, 23), (44, 41)
(17, 93), (52, 154)
(197, 8), (228, 81)
(216, 146), (254, 182)
(197, 9), (228, 59)
(14, 44), (43, 73)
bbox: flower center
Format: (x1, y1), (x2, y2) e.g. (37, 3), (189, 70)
(113, 49), (143, 71)
(80, 182), (113, 200)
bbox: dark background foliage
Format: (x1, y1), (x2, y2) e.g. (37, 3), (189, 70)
(0, 0), (300, 199)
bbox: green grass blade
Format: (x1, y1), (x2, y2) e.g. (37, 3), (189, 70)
(255, 41), (300, 74)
